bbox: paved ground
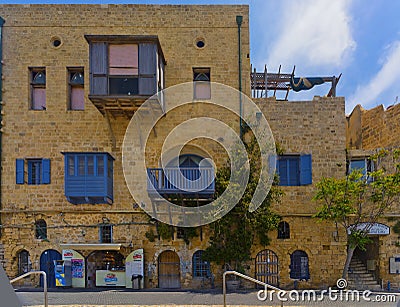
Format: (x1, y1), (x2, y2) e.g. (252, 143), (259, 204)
(14, 288), (400, 307)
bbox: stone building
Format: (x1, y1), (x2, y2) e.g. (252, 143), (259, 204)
(0, 4), (349, 290)
(346, 104), (400, 290)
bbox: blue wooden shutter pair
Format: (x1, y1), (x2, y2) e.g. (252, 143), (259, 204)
(277, 154), (312, 186)
(16, 159), (50, 184)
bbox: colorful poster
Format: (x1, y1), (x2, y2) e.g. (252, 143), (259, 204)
(72, 259), (83, 278)
(62, 249), (85, 288)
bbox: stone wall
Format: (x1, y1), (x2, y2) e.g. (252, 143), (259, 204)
(0, 4), (250, 287)
(346, 104), (400, 288)
(0, 4), (350, 290)
(347, 104), (400, 149)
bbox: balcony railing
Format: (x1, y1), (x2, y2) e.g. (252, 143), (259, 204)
(147, 167), (215, 198)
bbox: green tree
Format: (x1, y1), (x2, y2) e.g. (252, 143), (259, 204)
(313, 149), (400, 279)
(203, 134), (282, 272)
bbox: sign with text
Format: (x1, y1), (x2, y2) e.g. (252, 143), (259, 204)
(347, 223), (390, 235)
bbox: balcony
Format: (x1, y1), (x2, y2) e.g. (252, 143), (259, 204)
(147, 167), (215, 199)
(85, 35), (166, 118)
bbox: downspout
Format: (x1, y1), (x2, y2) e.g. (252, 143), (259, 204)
(0, 17), (4, 238)
(236, 15), (243, 140)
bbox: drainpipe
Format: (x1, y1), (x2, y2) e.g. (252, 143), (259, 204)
(0, 17), (4, 238)
(236, 15), (243, 140)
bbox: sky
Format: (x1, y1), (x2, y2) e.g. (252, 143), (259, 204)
(2, 0), (400, 114)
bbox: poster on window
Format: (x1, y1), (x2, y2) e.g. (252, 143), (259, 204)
(62, 249), (85, 287)
(72, 259), (83, 278)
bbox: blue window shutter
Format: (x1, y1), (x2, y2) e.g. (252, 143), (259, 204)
(277, 158), (288, 186)
(288, 158), (299, 185)
(299, 154), (312, 185)
(42, 159), (51, 184)
(16, 159), (24, 184)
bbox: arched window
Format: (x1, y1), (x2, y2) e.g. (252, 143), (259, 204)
(18, 250), (31, 275)
(192, 250), (210, 278)
(35, 219), (47, 240)
(277, 221), (290, 239)
(290, 250), (309, 280)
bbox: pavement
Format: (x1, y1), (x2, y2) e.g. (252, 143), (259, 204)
(13, 288), (400, 307)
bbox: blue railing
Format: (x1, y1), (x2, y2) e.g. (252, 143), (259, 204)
(147, 167), (215, 197)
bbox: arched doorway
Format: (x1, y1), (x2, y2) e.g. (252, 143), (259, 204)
(86, 251), (124, 288)
(290, 250), (309, 281)
(40, 249), (61, 288)
(255, 249), (279, 287)
(158, 250), (180, 288)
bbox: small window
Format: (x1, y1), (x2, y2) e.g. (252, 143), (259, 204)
(30, 68), (46, 110)
(18, 250), (31, 275)
(35, 219), (47, 240)
(176, 228), (185, 239)
(277, 221), (290, 239)
(277, 154), (312, 186)
(290, 250), (309, 280)
(16, 159), (50, 185)
(193, 68), (210, 100)
(68, 68), (84, 110)
(347, 158), (375, 182)
(193, 250), (211, 278)
(99, 224), (113, 243)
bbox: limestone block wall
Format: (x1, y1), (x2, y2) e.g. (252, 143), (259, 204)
(0, 4), (352, 290)
(0, 4), (250, 283)
(251, 96), (348, 288)
(347, 104), (400, 149)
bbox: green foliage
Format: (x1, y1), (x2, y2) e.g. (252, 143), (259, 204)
(313, 149), (400, 252)
(145, 228), (156, 242)
(392, 221), (400, 234)
(157, 222), (174, 240)
(178, 227), (198, 245)
(203, 134), (282, 270)
(348, 230), (372, 250)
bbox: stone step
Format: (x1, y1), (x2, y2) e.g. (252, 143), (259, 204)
(348, 284), (382, 291)
(347, 277), (377, 283)
(348, 274), (375, 280)
(349, 280), (380, 286)
(350, 264), (365, 268)
(349, 270), (371, 274)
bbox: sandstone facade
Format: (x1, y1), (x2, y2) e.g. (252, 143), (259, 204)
(0, 4), (352, 290)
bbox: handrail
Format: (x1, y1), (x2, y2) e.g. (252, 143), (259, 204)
(223, 270), (283, 307)
(10, 271), (48, 307)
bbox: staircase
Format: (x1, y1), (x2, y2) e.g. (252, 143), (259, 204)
(348, 257), (381, 291)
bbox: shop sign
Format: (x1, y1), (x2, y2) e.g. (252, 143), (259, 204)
(347, 222), (390, 235)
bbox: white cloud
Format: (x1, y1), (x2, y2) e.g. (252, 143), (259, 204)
(348, 41), (400, 113)
(264, 0), (356, 70)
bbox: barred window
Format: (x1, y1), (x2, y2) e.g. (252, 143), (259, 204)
(192, 250), (210, 278)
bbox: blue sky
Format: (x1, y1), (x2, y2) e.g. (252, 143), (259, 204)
(2, 0), (400, 114)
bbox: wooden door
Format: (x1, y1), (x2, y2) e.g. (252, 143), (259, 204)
(158, 251), (180, 288)
(255, 249), (279, 287)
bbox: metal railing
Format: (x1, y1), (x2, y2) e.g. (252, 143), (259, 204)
(223, 270), (283, 307)
(10, 271), (48, 307)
